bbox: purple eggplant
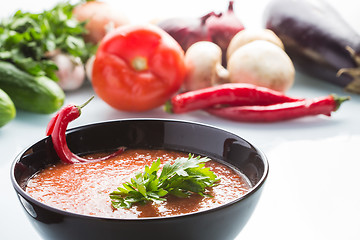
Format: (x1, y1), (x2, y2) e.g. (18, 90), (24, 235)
(263, 0), (360, 93)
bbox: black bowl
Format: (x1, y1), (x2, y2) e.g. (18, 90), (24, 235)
(11, 119), (268, 240)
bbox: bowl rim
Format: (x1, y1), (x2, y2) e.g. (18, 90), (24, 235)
(10, 118), (269, 222)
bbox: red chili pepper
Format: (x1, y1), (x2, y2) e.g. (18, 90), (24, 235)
(46, 96), (125, 164)
(165, 83), (303, 114)
(206, 94), (349, 122)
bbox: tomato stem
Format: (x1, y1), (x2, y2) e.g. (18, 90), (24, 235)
(131, 56), (148, 71)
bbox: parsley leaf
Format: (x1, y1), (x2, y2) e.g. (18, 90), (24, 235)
(110, 154), (220, 209)
(0, 1), (96, 81)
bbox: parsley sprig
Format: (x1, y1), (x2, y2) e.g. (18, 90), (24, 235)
(110, 154), (220, 209)
(0, 1), (96, 81)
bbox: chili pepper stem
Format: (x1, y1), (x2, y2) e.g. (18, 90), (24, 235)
(164, 101), (173, 113)
(331, 94), (350, 111)
(77, 96), (95, 114)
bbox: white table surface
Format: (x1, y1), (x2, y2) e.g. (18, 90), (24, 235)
(1, 1), (359, 239)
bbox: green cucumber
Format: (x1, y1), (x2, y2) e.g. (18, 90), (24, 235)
(0, 61), (65, 114)
(0, 88), (16, 127)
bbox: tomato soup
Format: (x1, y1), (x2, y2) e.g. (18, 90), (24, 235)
(26, 149), (250, 218)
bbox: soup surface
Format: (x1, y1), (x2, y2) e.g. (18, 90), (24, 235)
(26, 149), (250, 218)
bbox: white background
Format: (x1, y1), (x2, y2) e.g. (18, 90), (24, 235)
(1, 0), (359, 239)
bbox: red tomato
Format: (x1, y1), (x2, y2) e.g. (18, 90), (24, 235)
(92, 24), (186, 112)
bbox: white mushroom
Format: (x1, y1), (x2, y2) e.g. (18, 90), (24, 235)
(227, 28), (284, 61)
(227, 40), (295, 92)
(183, 41), (229, 92)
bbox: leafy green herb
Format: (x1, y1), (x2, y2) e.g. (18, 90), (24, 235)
(0, 1), (96, 81)
(110, 154), (220, 209)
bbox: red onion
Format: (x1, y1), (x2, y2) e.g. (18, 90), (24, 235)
(157, 13), (212, 51)
(206, 1), (245, 65)
(157, 1), (244, 66)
